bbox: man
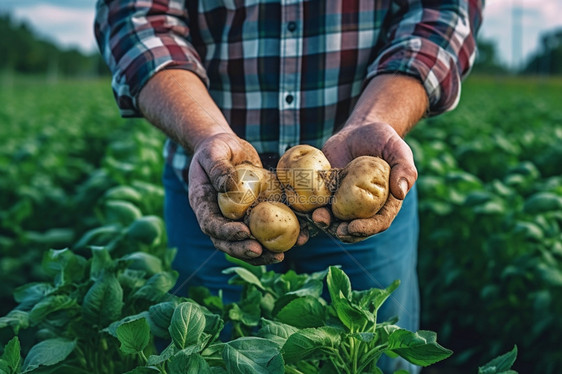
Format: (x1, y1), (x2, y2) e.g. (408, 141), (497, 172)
(95, 1), (482, 371)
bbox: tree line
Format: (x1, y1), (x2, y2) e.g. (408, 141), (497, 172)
(0, 14), (109, 77)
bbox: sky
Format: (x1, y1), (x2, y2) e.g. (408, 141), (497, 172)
(1, 0), (561, 69)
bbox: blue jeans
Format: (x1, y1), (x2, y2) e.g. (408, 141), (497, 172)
(163, 164), (420, 373)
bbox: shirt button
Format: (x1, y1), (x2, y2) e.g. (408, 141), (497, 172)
(285, 94), (294, 104)
(287, 21), (297, 32)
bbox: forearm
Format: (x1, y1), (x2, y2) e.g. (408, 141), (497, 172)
(138, 69), (234, 153)
(345, 74), (429, 136)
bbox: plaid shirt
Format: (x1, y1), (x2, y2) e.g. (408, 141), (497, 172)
(95, 0), (483, 178)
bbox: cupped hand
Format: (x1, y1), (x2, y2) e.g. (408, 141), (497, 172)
(314, 122), (418, 243)
(188, 133), (307, 264)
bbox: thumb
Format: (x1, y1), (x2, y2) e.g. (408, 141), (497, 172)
(384, 140), (418, 200)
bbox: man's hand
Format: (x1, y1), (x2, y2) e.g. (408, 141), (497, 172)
(311, 74), (427, 243)
(188, 133), (308, 265)
(314, 122), (418, 243)
(139, 70), (307, 265)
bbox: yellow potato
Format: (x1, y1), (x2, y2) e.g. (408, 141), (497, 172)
(248, 201), (300, 252)
(276, 145), (332, 212)
(258, 170), (284, 202)
(331, 156), (390, 220)
(218, 164), (264, 220)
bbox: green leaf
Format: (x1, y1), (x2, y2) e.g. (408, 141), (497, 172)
(90, 247), (113, 280)
(13, 283), (54, 307)
(256, 319), (298, 347)
(103, 312), (150, 338)
(148, 301), (177, 338)
(0, 336), (21, 373)
(326, 266), (351, 303)
(121, 252), (163, 276)
(147, 343), (176, 366)
(22, 338), (76, 373)
(133, 272), (178, 302)
(478, 345), (518, 374)
(169, 351), (211, 374)
(82, 273), (124, 327)
(282, 327), (342, 364)
(228, 288), (262, 327)
(103, 200), (142, 226)
(223, 337), (284, 374)
(333, 297), (370, 331)
(355, 280), (400, 312)
(169, 302), (206, 349)
(29, 295), (77, 325)
(42, 249), (87, 287)
(0, 310), (29, 333)
(126, 216), (165, 246)
(224, 255), (266, 278)
(116, 317), (151, 355)
(387, 329), (452, 367)
(223, 267), (265, 290)
(276, 296), (326, 328)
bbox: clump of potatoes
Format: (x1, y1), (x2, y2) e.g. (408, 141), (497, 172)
(216, 146), (391, 253)
(217, 163), (300, 252)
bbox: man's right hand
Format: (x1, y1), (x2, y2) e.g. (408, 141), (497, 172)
(188, 133), (285, 265)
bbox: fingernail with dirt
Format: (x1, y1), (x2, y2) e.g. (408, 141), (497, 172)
(245, 250), (259, 258)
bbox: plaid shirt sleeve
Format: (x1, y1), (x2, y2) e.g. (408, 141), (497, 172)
(368, 0), (483, 116)
(94, 0), (208, 117)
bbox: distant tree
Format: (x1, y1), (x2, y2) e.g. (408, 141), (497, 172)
(523, 28), (562, 75)
(471, 38), (509, 75)
(0, 13), (109, 77)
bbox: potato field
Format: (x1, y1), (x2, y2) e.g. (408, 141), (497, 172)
(0, 75), (560, 373)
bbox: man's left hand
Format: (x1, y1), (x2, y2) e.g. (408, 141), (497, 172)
(314, 122), (418, 243)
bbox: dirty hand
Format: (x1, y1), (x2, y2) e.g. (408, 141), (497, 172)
(314, 122), (417, 243)
(188, 133), (307, 264)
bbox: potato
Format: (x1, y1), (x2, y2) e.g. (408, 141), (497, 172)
(259, 170), (284, 202)
(331, 156), (390, 220)
(248, 201), (300, 252)
(218, 163), (264, 220)
(276, 145), (332, 212)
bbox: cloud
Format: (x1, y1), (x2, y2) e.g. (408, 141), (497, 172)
(12, 3), (97, 53)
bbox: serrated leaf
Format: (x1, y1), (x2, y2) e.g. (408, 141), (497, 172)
(22, 338), (76, 373)
(103, 312), (149, 338)
(282, 327), (341, 364)
(169, 302), (205, 349)
(223, 337), (284, 374)
(147, 343), (176, 366)
(0, 336), (21, 373)
(387, 329), (452, 367)
(116, 317), (151, 355)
